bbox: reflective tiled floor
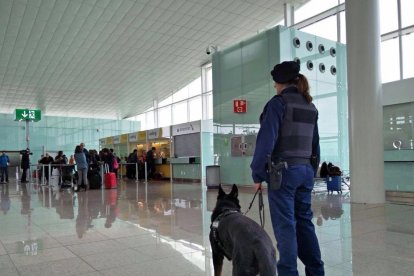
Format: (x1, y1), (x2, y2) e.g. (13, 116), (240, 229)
(1, 179), (414, 275)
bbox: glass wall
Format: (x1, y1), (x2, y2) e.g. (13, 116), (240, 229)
(127, 76), (213, 131)
(383, 103), (414, 192)
(0, 113), (139, 162)
(212, 25), (348, 186)
(293, 0), (414, 83)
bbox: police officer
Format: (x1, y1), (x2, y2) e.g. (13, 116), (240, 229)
(251, 61), (324, 275)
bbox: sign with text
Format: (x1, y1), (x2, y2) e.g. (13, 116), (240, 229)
(233, 100), (247, 113)
(15, 109), (41, 121)
(113, 136), (120, 144)
(128, 133), (138, 142)
(147, 129), (160, 140)
(172, 121), (201, 136)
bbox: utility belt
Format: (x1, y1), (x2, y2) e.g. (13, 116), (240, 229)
(283, 157), (311, 166)
(283, 156), (319, 174)
(267, 156), (314, 190)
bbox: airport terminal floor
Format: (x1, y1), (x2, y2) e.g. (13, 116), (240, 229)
(0, 178), (414, 276)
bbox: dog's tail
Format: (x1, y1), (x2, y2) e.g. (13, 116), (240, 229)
(254, 241), (277, 276)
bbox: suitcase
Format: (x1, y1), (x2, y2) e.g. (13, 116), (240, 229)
(89, 173), (102, 189)
(326, 176), (341, 194)
(104, 164), (117, 189)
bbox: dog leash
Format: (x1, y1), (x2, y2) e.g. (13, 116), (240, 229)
(244, 185), (265, 228)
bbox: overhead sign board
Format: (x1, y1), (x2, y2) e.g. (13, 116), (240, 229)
(113, 136), (120, 144)
(138, 131), (147, 141)
(172, 121), (201, 136)
(147, 129), (160, 140)
(128, 132), (138, 142)
(15, 109), (41, 121)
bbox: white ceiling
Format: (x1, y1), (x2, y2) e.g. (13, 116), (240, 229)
(0, 0), (307, 119)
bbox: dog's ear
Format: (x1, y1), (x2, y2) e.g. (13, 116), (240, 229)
(229, 184), (238, 199)
(218, 184), (226, 198)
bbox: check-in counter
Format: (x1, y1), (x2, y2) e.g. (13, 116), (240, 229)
(170, 121), (202, 181)
(170, 157), (201, 180)
(148, 127), (171, 180)
(155, 158), (171, 178)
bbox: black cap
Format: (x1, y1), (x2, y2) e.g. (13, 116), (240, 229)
(271, 61), (300, 83)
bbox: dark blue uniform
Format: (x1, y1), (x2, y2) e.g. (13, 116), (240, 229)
(251, 86), (324, 276)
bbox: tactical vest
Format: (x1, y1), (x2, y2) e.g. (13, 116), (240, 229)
(272, 89), (317, 163)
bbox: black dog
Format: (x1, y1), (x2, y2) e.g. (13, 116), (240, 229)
(210, 184), (276, 276)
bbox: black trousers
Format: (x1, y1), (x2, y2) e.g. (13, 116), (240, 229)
(21, 168), (28, 182)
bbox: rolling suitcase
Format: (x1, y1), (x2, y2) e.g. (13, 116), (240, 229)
(326, 176), (341, 194)
(104, 164), (117, 189)
(89, 172), (102, 189)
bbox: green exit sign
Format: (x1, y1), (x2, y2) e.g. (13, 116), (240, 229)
(15, 109), (41, 121)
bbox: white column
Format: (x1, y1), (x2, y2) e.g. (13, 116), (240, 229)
(345, 0), (385, 203)
(153, 99), (158, 128)
(284, 3), (294, 27)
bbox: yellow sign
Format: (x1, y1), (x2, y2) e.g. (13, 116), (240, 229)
(120, 134), (128, 143)
(138, 131), (146, 141)
(106, 137), (113, 145)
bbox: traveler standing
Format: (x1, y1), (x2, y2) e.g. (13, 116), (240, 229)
(0, 152), (10, 183)
(127, 149), (138, 179)
(250, 61), (324, 275)
(146, 147), (156, 180)
(20, 148), (31, 183)
(80, 142), (90, 163)
(39, 153), (54, 184)
(74, 145), (88, 191)
(69, 155), (75, 165)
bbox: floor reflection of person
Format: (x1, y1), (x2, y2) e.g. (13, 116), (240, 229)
(55, 191), (74, 219)
(321, 194), (344, 221)
(20, 183), (31, 215)
(1, 183), (11, 214)
(104, 189), (118, 228)
(76, 192), (92, 238)
(311, 194), (324, 227)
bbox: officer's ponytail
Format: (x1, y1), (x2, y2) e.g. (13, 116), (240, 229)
(295, 74), (312, 103)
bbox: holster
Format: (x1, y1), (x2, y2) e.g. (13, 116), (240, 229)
(267, 155), (288, 190)
(310, 155), (319, 176)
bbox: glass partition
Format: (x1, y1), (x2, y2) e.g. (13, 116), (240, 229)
(0, 113), (139, 163)
(383, 102), (414, 192)
(211, 25), (348, 186)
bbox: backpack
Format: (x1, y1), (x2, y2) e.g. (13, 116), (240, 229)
(113, 157), (119, 169)
(327, 162), (342, 176)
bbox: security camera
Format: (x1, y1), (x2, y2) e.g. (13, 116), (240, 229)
(206, 45), (218, 55)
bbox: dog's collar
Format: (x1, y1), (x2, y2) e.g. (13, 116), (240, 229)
(211, 209), (240, 229)
(210, 209), (240, 260)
